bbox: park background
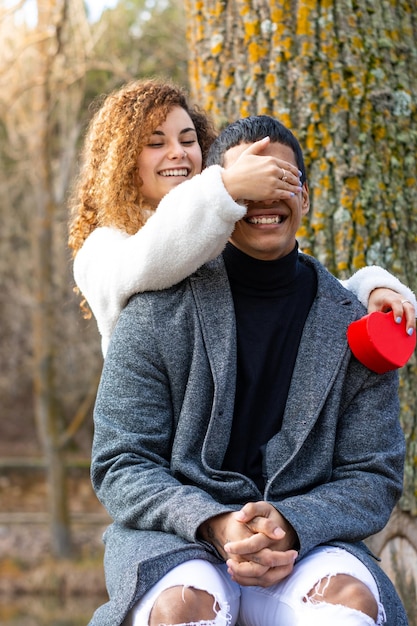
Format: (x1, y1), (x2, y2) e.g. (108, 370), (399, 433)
(0, 0), (416, 624)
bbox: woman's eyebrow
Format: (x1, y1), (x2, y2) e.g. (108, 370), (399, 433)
(180, 127), (197, 135)
(151, 127), (197, 136)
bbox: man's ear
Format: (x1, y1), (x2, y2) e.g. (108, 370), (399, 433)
(301, 181), (310, 216)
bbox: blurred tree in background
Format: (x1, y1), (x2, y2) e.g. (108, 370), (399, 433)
(0, 0), (187, 557)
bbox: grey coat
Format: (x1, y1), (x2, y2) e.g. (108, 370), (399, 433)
(90, 253), (407, 625)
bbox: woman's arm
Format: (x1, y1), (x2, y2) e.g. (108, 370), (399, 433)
(74, 140), (303, 355)
(342, 266), (416, 334)
(74, 165), (246, 354)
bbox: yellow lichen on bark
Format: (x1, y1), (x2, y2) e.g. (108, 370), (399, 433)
(296, 0), (315, 37)
(244, 19), (259, 40)
(305, 123), (320, 160)
(278, 112), (292, 128)
(351, 234), (367, 269)
(352, 206), (366, 228)
(240, 100), (251, 118)
(248, 41), (267, 64)
(213, 0), (225, 18)
(344, 177), (361, 193)
(270, 4), (285, 22)
(238, 0), (251, 16)
(265, 72), (277, 98)
(223, 72), (235, 89)
(210, 40), (223, 56)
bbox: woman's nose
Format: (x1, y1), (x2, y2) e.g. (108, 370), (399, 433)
(169, 143), (187, 159)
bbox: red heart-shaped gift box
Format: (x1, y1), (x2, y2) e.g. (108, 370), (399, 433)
(347, 311), (416, 374)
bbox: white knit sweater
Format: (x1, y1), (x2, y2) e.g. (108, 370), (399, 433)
(74, 164), (417, 356)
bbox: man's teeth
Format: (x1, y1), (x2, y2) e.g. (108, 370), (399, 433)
(247, 216), (283, 224)
(160, 169), (188, 177)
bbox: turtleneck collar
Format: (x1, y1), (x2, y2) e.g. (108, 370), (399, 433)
(222, 241), (300, 293)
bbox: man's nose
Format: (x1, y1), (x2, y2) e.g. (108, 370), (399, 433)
(253, 199), (276, 208)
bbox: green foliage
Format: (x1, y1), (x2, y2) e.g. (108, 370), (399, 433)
(86, 0), (187, 99)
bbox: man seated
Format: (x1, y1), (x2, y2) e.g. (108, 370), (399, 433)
(90, 115), (408, 626)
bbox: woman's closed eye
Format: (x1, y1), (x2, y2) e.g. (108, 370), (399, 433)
(147, 139), (196, 148)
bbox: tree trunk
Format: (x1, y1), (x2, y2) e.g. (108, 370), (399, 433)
(185, 0), (417, 617)
(30, 0), (73, 558)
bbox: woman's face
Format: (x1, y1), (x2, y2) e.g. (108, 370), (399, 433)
(137, 106), (203, 208)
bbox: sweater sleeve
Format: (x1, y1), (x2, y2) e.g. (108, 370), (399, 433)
(341, 266), (417, 312)
(73, 165), (246, 355)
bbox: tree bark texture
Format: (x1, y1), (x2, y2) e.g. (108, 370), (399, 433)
(28, 0), (96, 559)
(31, 0), (73, 559)
(185, 0), (417, 505)
(185, 0), (417, 616)
(22, 0), (92, 559)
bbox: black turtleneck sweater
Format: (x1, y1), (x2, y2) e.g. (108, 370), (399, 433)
(221, 242), (317, 490)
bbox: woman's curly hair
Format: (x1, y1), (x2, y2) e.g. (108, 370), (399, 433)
(68, 78), (217, 255)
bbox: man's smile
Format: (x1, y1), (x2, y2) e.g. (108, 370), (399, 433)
(245, 214), (286, 225)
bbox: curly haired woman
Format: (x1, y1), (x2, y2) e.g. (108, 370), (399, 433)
(68, 78), (416, 356)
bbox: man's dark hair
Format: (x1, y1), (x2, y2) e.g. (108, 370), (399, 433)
(206, 115), (307, 183)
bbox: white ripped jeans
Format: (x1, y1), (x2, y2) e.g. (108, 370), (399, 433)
(126, 546), (385, 626)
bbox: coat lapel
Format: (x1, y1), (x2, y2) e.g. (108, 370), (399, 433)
(190, 258), (237, 468)
(267, 260), (360, 469)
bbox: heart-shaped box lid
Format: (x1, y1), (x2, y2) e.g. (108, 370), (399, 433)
(347, 311), (416, 374)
